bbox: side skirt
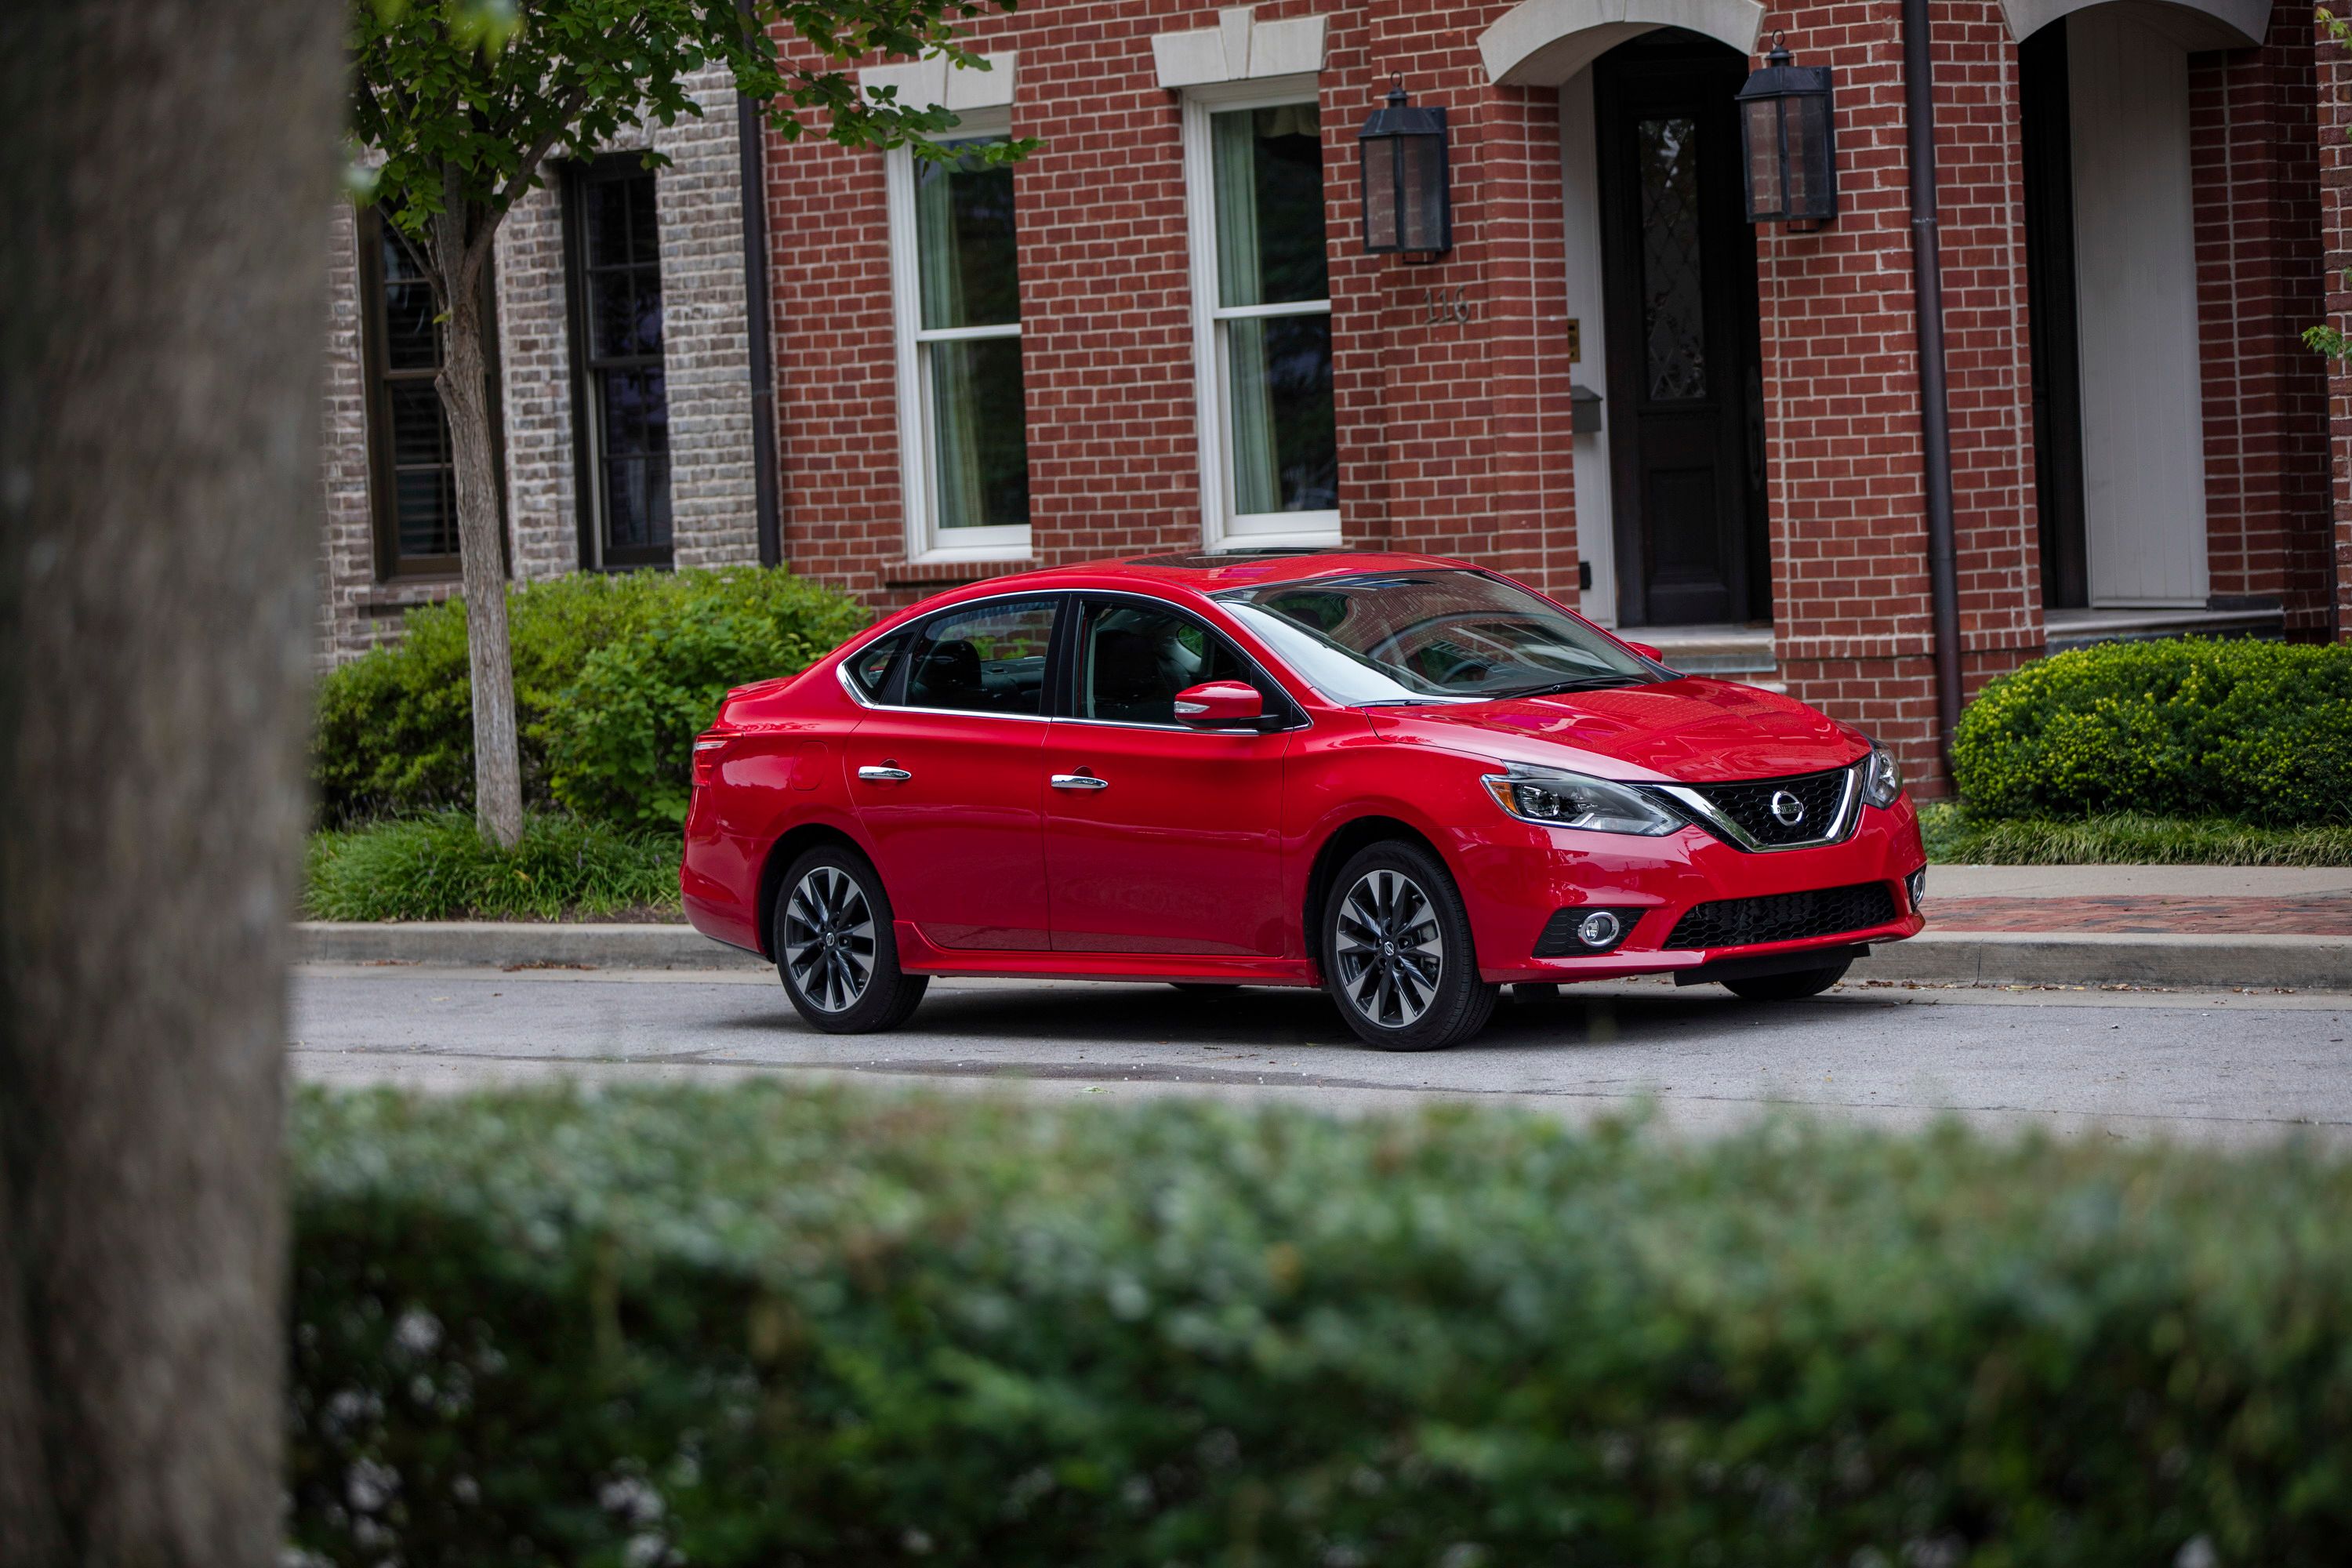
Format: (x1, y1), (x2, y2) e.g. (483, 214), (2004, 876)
(894, 923), (1322, 988)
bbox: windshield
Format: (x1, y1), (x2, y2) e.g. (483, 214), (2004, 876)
(1214, 569), (1657, 705)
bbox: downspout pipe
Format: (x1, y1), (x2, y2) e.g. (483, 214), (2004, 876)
(736, 45), (782, 569)
(1902, 0), (1965, 775)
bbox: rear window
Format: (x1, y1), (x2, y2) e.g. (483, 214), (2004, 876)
(845, 633), (906, 701)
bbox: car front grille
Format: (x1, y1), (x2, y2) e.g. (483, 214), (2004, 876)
(1664, 882), (1899, 950)
(1676, 765), (1855, 849)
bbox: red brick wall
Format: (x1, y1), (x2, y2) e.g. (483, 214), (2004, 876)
(764, 0), (1580, 612)
(2314, 10), (2352, 637)
(1750, 0), (2044, 792)
(2190, 2), (2335, 635)
(759, 0), (2350, 750)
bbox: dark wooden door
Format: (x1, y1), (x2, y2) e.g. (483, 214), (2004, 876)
(2019, 22), (2089, 610)
(1596, 36), (1769, 627)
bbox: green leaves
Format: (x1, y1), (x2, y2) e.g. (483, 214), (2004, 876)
(350, 0), (1029, 252)
(1952, 637), (2352, 826)
(287, 1084), (2352, 1565)
(312, 565), (867, 827)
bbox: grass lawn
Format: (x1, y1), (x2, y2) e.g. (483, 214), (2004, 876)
(305, 811), (683, 921)
(1918, 800), (2352, 866)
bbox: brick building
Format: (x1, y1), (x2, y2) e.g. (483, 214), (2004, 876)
(321, 5), (2352, 789)
(758, 0), (2352, 786)
(318, 64), (771, 662)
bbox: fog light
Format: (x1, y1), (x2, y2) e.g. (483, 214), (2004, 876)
(1907, 867), (1926, 911)
(1577, 910), (1621, 948)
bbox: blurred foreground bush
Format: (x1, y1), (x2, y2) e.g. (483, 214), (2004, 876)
(290, 1084), (2352, 1566)
(314, 568), (866, 829)
(1952, 637), (2352, 826)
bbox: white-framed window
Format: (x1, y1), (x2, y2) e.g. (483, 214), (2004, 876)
(1181, 76), (1338, 550)
(885, 110), (1030, 562)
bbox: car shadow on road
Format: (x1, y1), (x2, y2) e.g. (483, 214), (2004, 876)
(715, 980), (1903, 1054)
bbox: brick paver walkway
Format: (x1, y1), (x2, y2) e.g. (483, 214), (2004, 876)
(1929, 896), (2352, 935)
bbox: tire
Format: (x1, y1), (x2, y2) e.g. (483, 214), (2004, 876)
(1320, 840), (1497, 1051)
(1720, 957), (1853, 1002)
(773, 845), (927, 1033)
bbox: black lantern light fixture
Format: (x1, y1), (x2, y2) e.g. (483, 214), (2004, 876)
(1358, 78), (1450, 260)
(1736, 33), (1836, 226)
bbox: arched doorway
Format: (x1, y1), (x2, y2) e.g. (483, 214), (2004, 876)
(1483, 2), (1770, 628)
(1590, 31), (1768, 627)
(2016, 0), (2265, 608)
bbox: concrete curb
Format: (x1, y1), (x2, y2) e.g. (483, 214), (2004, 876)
(295, 922), (2352, 993)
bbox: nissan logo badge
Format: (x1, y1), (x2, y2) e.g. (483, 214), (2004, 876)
(1769, 789), (1806, 827)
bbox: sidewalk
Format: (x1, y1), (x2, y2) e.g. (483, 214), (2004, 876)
(293, 866), (2352, 993)
(1922, 866), (2352, 937)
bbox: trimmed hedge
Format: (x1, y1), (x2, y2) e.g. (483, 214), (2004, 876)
(314, 568), (866, 830)
(290, 1084), (2352, 1566)
(1952, 637), (2352, 826)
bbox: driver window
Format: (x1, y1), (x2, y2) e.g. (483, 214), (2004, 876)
(1079, 602), (1254, 725)
(905, 597), (1058, 716)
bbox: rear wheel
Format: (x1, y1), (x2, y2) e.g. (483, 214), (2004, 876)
(1321, 841), (1497, 1051)
(1721, 957), (1852, 1002)
(775, 846), (927, 1033)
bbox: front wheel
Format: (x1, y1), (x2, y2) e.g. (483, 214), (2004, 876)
(1321, 841), (1497, 1051)
(1721, 957), (1852, 1002)
(775, 846), (927, 1033)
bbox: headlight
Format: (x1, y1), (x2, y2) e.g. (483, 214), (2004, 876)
(1481, 768), (1682, 836)
(1860, 740), (1904, 809)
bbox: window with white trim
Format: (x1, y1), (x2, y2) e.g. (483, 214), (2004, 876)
(1183, 81), (1338, 549)
(886, 114), (1030, 561)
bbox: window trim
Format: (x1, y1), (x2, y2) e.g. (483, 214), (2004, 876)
(357, 205), (504, 583)
(886, 108), (1032, 565)
(1181, 74), (1340, 553)
(563, 153), (673, 572)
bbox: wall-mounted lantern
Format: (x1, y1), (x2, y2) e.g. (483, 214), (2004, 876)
(1358, 80), (1451, 260)
(1736, 34), (1836, 226)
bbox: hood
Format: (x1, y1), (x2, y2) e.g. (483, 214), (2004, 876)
(1361, 676), (1867, 784)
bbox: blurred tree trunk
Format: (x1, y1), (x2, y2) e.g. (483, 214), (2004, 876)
(0, 1), (339, 1563)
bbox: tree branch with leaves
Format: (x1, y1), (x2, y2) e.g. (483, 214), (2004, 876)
(349, 0), (1025, 846)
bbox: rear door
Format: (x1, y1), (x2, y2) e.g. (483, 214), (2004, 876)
(1044, 596), (1292, 956)
(842, 594), (1062, 951)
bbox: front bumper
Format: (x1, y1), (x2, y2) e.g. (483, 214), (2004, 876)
(1453, 794), (1929, 985)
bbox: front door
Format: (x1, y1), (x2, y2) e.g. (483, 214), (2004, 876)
(1595, 34), (1768, 628)
(1044, 597), (1290, 956)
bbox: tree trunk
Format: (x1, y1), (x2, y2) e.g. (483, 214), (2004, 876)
(0, 1), (339, 1563)
(434, 201), (526, 850)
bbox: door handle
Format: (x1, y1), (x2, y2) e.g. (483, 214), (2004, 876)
(1050, 772), (1109, 791)
(857, 765), (912, 783)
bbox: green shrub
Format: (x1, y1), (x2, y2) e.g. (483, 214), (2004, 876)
(304, 810), (681, 921)
(290, 1083), (2352, 1566)
(1952, 637), (2352, 826)
(314, 568), (866, 827)
(1918, 800), (2352, 866)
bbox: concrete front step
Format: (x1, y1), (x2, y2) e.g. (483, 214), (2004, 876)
(294, 922), (2352, 993)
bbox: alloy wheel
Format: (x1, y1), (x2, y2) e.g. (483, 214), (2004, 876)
(1333, 868), (1446, 1029)
(782, 865), (876, 1013)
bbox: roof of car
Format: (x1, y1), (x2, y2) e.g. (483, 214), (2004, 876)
(924, 548), (1482, 601)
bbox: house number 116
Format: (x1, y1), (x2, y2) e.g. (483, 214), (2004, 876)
(1424, 286), (1475, 325)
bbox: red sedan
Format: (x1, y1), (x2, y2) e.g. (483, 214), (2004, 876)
(683, 552), (1927, 1051)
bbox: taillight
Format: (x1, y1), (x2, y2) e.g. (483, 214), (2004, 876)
(691, 735), (729, 787)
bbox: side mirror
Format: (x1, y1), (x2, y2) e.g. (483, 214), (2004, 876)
(1624, 641), (1662, 662)
(1172, 680), (1266, 730)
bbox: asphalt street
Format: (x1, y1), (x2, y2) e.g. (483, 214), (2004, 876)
(290, 963), (2352, 1145)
